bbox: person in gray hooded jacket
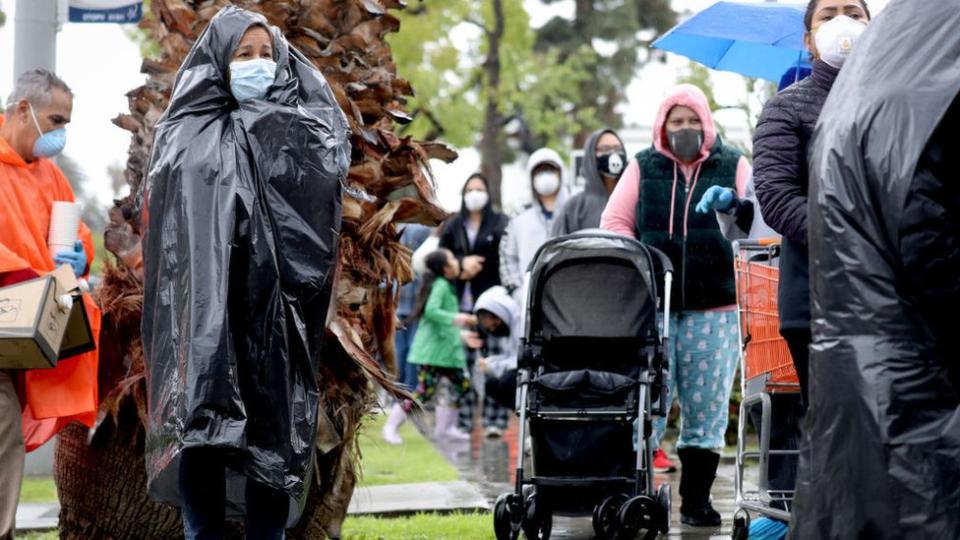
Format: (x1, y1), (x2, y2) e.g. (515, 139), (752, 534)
(551, 128), (627, 236)
(499, 147), (568, 300)
(472, 286), (523, 412)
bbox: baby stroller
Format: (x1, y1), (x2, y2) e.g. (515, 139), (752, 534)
(493, 230), (674, 540)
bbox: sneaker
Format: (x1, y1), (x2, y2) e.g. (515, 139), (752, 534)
(654, 448), (678, 473)
(748, 517), (788, 539)
(484, 426), (504, 438)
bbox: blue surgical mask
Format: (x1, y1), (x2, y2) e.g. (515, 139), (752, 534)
(229, 58), (277, 102)
(29, 103), (67, 159)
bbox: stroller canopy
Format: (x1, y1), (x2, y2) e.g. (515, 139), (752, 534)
(524, 229), (671, 342)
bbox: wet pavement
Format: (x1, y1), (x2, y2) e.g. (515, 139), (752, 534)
(433, 415), (746, 540)
(349, 481), (489, 516)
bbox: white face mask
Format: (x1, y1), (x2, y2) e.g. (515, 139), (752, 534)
(533, 171), (560, 197)
(814, 15), (867, 69)
(229, 58), (277, 102)
(463, 190), (489, 212)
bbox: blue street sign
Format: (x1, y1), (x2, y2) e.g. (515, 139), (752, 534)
(68, 0), (142, 23)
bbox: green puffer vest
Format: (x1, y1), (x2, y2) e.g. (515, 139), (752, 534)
(634, 140), (740, 310)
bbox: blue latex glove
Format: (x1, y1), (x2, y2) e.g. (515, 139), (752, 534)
(695, 185), (736, 214)
(54, 240), (88, 278)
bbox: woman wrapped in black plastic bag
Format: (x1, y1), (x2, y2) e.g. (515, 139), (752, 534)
(796, 0), (960, 538)
(138, 7), (350, 538)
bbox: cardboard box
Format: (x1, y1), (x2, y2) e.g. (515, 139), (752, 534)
(0, 266), (95, 369)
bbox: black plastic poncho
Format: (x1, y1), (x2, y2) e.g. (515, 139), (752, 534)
(792, 1), (960, 538)
(139, 6), (350, 523)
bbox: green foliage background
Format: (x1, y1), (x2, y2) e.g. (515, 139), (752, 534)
(388, 0), (597, 154)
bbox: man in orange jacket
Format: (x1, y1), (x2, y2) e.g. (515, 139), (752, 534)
(0, 69), (100, 538)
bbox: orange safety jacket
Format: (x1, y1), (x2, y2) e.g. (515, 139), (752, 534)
(0, 115), (101, 452)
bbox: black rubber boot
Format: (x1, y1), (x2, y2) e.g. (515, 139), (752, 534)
(678, 447), (722, 527)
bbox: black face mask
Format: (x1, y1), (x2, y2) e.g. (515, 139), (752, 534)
(668, 128), (704, 163)
(597, 150), (628, 178)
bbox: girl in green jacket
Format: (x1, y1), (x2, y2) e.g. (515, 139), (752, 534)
(383, 249), (477, 444)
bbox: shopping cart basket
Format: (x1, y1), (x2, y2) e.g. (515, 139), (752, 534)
(731, 239), (801, 540)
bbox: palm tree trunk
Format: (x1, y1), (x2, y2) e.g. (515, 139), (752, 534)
(56, 423), (184, 540)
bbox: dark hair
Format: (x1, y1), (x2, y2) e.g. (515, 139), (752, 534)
(462, 172), (489, 195)
(593, 129), (624, 152)
(804, 0), (871, 31)
(406, 250), (451, 324)
(460, 172), (492, 216)
(232, 23), (278, 67)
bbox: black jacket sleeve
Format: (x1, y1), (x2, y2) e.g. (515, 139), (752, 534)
(438, 216), (459, 256)
(753, 97), (809, 246)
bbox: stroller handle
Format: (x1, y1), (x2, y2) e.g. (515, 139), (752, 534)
(663, 272), (673, 341)
(641, 245), (674, 342)
(642, 245), (674, 275)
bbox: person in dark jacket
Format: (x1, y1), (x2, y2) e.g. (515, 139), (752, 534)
(753, 0), (870, 407)
(439, 173), (509, 311)
(795, 0), (960, 536)
(439, 173), (508, 432)
(551, 129), (627, 236)
(750, 1), (871, 537)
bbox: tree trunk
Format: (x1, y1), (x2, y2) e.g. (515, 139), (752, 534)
(572, 0), (595, 149)
(56, 422), (184, 540)
(479, 0), (505, 210)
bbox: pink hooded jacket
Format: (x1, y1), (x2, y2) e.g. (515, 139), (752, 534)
(600, 84), (752, 238)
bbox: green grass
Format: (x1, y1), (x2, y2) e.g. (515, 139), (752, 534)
(90, 229), (107, 276)
(350, 423), (488, 538)
(343, 512), (492, 540)
(19, 532), (57, 540)
(18, 476), (57, 504)
(358, 414), (459, 487)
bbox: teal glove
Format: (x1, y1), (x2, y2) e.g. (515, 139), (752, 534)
(695, 186), (735, 214)
(54, 240), (88, 278)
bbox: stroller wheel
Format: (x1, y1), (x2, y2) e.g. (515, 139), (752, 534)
(494, 494), (520, 540)
(592, 493), (628, 540)
(655, 483), (672, 533)
(617, 495), (660, 540)
(522, 493), (552, 540)
(732, 509), (750, 540)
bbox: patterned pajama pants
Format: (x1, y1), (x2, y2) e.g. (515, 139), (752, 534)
(651, 309), (740, 451)
(401, 365), (469, 412)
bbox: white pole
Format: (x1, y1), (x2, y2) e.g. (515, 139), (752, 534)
(13, 0), (59, 80)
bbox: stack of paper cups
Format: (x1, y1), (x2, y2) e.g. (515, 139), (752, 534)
(48, 201), (81, 256)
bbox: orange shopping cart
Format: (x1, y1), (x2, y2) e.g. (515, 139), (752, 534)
(731, 239), (800, 540)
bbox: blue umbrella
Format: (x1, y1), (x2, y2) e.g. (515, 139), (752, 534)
(652, 1), (810, 82)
